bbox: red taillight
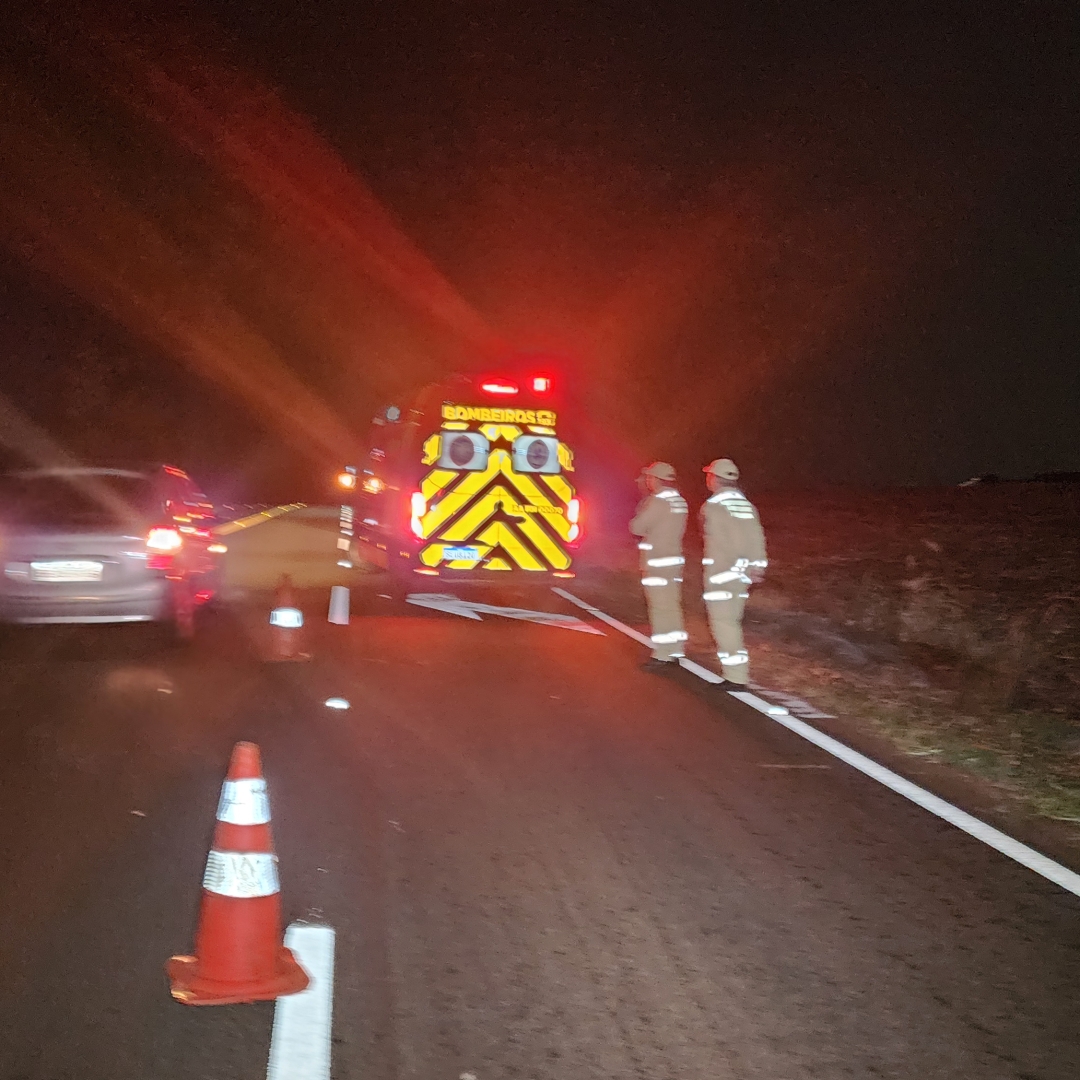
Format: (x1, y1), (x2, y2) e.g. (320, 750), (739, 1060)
(567, 497), (580, 524)
(480, 379), (518, 396)
(532, 376), (552, 392)
(410, 491), (427, 537)
(146, 527), (183, 553)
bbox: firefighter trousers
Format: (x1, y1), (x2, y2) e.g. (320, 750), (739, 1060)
(704, 587), (750, 683)
(641, 567), (687, 660)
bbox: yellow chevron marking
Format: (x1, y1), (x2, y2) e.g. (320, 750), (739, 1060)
(527, 425), (556, 435)
(493, 469), (573, 542)
(420, 452), (506, 531)
(474, 522), (546, 571)
(542, 473), (574, 504)
(557, 443), (575, 471)
(441, 485), (523, 541)
(422, 434), (441, 465)
(440, 421), (469, 430)
(479, 423), (522, 444)
(541, 512), (572, 543)
(513, 511), (571, 568)
(421, 469), (457, 501)
(497, 466), (549, 507)
(417, 449), (577, 561)
(484, 556), (512, 570)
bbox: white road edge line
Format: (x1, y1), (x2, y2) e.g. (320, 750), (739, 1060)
(553, 587), (1080, 901)
(552, 587), (651, 644)
(552, 587), (723, 682)
(675, 656), (725, 683)
(731, 691), (1080, 900)
(267, 923), (336, 1080)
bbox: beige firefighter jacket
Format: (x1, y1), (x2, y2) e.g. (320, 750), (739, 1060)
(630, 487), (688, 568)
(700, 488), (767, 578)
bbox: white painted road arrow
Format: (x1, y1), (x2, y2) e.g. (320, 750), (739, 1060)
(406, 593), (604, 634)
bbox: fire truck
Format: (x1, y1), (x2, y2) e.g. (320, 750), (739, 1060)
(349, 371), (582, 587)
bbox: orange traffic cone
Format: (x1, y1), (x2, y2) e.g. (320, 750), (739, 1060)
(268, 574), (307, 661)
(167, 742), (310, 1005)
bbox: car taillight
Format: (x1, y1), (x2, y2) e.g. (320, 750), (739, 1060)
(146, 527), (183, 553)
(410, 492), (427, 538)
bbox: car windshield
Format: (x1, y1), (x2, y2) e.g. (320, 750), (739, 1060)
(0, 473), (156, 530)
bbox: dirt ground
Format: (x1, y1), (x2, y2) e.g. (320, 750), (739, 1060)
(581, 481), (1080, 825)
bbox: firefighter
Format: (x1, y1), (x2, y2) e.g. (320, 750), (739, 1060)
(700, 458), (767, 684)
(630, 461), (689, 668)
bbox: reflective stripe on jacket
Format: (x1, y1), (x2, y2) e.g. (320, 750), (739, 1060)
(630, 487), (688, 566)
(700, 488), (767, 576)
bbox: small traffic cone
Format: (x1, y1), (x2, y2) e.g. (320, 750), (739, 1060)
(268, 574), (307, 661)
(167, 742), (309, 1005)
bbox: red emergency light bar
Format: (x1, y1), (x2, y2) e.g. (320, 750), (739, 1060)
(479, 375), (554, 396)
(480, 379), (518, 395)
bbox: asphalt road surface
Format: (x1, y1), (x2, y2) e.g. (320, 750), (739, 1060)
(0, 507), (1077, 1079)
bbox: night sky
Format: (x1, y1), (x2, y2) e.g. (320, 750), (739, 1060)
(1, 1), (1077, 500)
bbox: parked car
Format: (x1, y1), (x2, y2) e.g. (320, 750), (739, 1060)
(0, 465), (224, 639)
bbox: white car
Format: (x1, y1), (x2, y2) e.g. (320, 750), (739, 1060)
(0, 465), (224, 639)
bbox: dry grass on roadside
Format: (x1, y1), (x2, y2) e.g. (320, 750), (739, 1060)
(747, 638), (1080, 826)
(578, 483), (1080, 825)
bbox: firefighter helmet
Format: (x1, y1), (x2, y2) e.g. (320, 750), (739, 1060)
(704, 458), (740, 481)
(641, 461), (677, 482)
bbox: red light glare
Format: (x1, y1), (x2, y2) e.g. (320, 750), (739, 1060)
(410, 491), (427, 537)
(480, 380), (519, 396)
(567, 497), (580, 524)
(532, 377), (552, 392)
(147, 527), (183, 553)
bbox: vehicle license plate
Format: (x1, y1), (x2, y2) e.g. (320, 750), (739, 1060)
(443, 546), (480, 561)
(30, 560), (104, 583)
